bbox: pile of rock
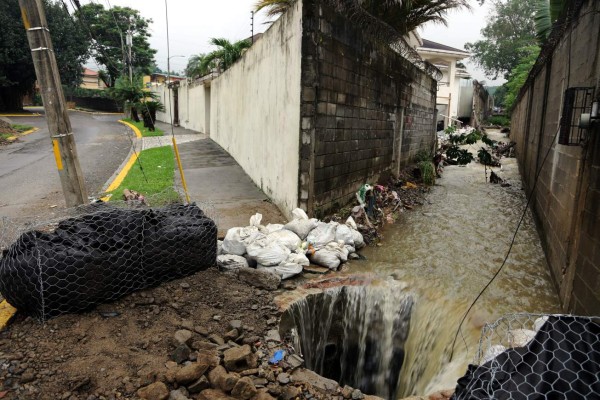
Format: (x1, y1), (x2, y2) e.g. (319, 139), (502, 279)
(136, 320), (382, 400)
(217, 209), (365, 284)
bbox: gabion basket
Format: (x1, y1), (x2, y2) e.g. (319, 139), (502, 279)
(0, 203), (217, 321)
(453, 313), (600, 399)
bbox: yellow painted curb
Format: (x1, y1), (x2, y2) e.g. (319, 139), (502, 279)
(0, 113), (41, 117)
(19, 127), (39, 136)
(0, 300), (17, 331)
(100, 152), (139, 201)
(118, 120), (143, 139)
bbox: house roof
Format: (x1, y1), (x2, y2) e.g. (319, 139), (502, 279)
(419, 39), (470, 55)
(83, 67), (99, 77)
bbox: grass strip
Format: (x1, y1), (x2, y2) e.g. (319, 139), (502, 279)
(122, 118), (164, 137)
(107, 146), (179, 205)
(11, 124), (34, 133)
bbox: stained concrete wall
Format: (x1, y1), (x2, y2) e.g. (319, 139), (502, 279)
(298, 0), (437, 215)
(510, 0), (600, 315)
(209, 0), (303, 216)
(153, 79), (210, 134)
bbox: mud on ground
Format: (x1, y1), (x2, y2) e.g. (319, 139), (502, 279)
(0, 269), (277, 400)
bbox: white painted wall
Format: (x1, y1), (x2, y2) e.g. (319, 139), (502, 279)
(152, 80), (210, 133)
(209, 0), (303, 217)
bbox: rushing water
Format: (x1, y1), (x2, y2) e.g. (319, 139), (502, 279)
(283, 132), (561, 399)
(355, 134), (561, 397)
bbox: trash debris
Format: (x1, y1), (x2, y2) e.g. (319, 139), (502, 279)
(269, 349), (286, 364)
(123, 189), (147, 205)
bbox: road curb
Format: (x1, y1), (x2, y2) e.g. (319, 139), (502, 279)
(118, 119), (143, 139)
(99, 149), (140, 202)
(0, 113), (41, 117)
(0, 300), (17, 332)
(20, 127), (39, 136)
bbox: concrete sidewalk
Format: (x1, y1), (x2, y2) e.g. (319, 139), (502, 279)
(174, 136), (286, 237)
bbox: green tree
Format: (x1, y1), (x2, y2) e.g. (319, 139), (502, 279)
(503, 45), (540, 110)
(255, 0), (470, 37)
(201, 38), (251, 73)
(255, 0), (296, 18)
(534, 0), (567, 42)
(0, 0), (89, 111)
(466, 0), (537, 80)
(185, 54), (209, 79)
(74, 3), (156, 87)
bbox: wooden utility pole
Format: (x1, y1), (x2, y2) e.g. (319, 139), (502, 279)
(19, 0), (88, 207)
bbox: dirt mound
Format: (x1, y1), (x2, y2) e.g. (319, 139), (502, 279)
(0, 120), (16, 135)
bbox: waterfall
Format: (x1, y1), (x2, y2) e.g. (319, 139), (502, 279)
(281, 284), (414, 399)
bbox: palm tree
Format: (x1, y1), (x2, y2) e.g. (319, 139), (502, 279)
(200, 38), (252, 73)
(255, 0), (296, 18)
(185, 53), (209, 79)
(534, 0), (567, 42)
(358, 0), (471, 36)
(255, 0), (469, 38)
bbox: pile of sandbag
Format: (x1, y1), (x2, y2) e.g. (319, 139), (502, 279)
(218, 208), (364, 280)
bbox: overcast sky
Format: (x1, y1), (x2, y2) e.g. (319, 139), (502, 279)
(79, 0), (504, 86)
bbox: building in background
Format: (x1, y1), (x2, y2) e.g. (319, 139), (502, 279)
(80, 68), (107, 90)
(416, 38), (471, 130)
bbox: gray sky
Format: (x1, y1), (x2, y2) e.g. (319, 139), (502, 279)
(80, 0), (504, 85)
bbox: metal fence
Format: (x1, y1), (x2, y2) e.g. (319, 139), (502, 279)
(454, 313), (600, 399)
(0, 197), (218, 321)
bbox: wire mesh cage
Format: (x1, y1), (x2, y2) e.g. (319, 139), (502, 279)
(0, 196), (218, 322)
(453, 313), (600, 399)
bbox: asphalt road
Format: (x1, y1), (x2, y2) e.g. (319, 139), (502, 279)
(0, 108), (131, 219)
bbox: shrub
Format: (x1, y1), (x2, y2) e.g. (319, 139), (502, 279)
(487, 115), (511, 127)
(414, 149), (432, 163)
(418, 161), (436, 185)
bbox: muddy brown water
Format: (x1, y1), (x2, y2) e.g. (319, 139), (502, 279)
(344, 133), (561, 397)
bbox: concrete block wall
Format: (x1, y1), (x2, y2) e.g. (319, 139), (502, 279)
(298, 0), (437, 216)
(510, 0), (600, 315)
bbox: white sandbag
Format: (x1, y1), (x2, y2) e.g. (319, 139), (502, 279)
(217, 254), (249, 271)
(284, 218), (319, 240)
(346, 216), (358, 230)
(345, 245), (356, 255)
(246, 235), (291, 266)
(264, 223), (284, 234)
(324, 241), (348, 262)
(508, 329), (536, 347)
(482, 344), (506, 364)
(217, 240), (224, 255)
(259, 263), (303, 280)
(222, 226), (259, 256)
(335, 224), (355, 246)
(249, 213), (263, 227)
(306, 222), (338, 248)
(291, 208), (309, 220)
(267, 229), (302, 251)
(351, 229), (365, 249)
(287, 252), (310, 267)
(310, 249), (341, 270)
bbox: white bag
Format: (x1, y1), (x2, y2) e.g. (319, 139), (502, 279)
(249, 213), (263, 227)
(264, 223), (284, 234)
(291, 208), (309, 220)
(284, 218), (319, 240)
(324, 241), (348, 262)
(268, 230), (302, 251)
(310, 249), (341, 270)
(335, 224), (354, 246)
(259, 263), (303, 280)
(217, 254), (249, 271)
(351, 229), (365, 249)
(246, 235), (291, 266)
(287, 252), (310, 267)
(217, 240), (224, 255)
(306, 222), (338, 248)
(222, 226), (259, 256)
(346, 216), (358, 230)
